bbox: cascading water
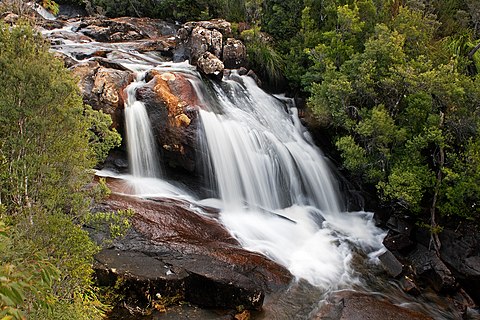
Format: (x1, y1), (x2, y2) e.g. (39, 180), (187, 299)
(124, 73), (162, 178)
(44, 19), (475, 317)
(194, 72), (385, 288)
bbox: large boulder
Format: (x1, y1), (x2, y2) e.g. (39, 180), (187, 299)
(223, 38), (247, 69)
(197, 51), (225, 78)
(175, 19), (247, 74)
(407, 244), (456, 293)
(182, 19), (232, 37)
(70, 62), (134, 129)
(92, 184), (293, 311)
(136, 71), (199, 172)
(189, 26), (223, 64)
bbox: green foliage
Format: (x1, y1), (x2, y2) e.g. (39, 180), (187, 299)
(0, 22), (120, 319)
(304, 2), (480, 220)
(0, 22), (93, 215)
(241, 28), (285, 87)
(42, 0), (60, 15)
(84, 209), (134, 245)
(84, 105), (121, 163)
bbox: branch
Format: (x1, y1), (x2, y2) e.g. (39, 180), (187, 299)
(468, 41), (480, 60)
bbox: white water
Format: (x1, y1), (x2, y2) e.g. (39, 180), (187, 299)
(194, 72), (386, 288)
(124, 73), (162, 178)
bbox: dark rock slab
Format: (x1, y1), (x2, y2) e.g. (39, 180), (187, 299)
(438, 226), (480, 304)
(379, 250), (403, 277)
(383, 230), (415, 253)
(313, 290), (433, 320)
(408, 244), (456, 293)
(93, 191), (292, 311)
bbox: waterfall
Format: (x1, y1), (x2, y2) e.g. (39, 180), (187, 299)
(124, 74), (161, 178)
(199, 74), (340, 214)
(194, 72), (385, 288)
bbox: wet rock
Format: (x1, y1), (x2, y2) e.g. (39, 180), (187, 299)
(47, 29), (93, 44)
(112, 17), (177, 38)
(400, 275), (420, 295)
(386, 215), (413, 236)
(53, 51), (77, 68)
(197, 52), (224, 79)
(238, 67), (248, 76)
(313, 290), (433, 320)
(438, 227), (480, 304)
(234, 310), (250, 320)
(379, 250), (403, 277)
(93, 191), (293, 310)
(408, 244), (456, 293)
(78, 18), (144, 42)
(247, 70), (261, 86)
(136, 71), (199, 172)
(222, 38), (247, 69)
(383, 230), (415, 253)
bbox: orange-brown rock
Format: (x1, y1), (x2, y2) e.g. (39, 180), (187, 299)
(92, 189), (293, 311)
(314, 291), (433, 320)
(136, 70), (199, 172)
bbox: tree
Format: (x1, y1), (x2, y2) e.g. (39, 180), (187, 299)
(307, 3), (480, 229)
(0, 21), (120, 319)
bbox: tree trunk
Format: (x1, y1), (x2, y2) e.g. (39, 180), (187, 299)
(429, 111), (444, 255)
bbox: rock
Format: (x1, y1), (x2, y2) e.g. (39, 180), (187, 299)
(78, 18), (144, 42)
(136, 71), (199, 172)
(197, 52), (225, 78)
(438, 227), (480, 304)
(238, 67), (248, 76)
(92, 191), (293, 311)
(70, 62), (134, 129)
(2, 12), (19, 24)
(383, 230), (415, 253)
(247, 70), (261, 86)
(400, 275), (420, 295)
(379, 250), (403, 277)
(183, 19), (232, 37)
(70, 60), (101, 104)
(408, 244), (456, 293)
(386, 215), (413, 236)
(47, 30), (93, 44)
(53, 51), (77, 68)
(313, 291), (433, 320)
(189, 26), (223, 64)
(92, 67), (133, 115)
(235, 310), (250, 320)
(223, 38), (247, 69)
(112, 17), (177, 38)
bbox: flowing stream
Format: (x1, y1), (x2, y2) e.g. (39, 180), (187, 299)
(192, 72), (385, 288)
(42, 21), (471, 319)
